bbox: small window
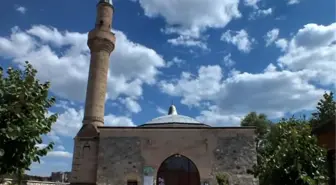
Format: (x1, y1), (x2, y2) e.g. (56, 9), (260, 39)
(127, 180), (138, 185)
(100, 20), (104, 25)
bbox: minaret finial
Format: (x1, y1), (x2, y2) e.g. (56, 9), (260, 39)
(98, 0), (113, 5)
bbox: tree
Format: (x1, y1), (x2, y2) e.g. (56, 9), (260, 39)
(241, 112), (272, 143)
(0, 62), (57, 180)
(241, 112), (272, 176)
(253, 117), (329, 185)
(310, 91), (336, 128)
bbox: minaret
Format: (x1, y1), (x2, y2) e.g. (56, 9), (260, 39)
(84, 0), (115, 127)
(69, 1), (115, 184)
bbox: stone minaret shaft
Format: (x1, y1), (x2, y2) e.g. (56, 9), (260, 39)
(83, 0), (115, 127)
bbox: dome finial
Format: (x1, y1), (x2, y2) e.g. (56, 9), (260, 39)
(168, 102), (177, 115)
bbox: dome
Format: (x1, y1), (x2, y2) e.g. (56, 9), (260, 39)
(139, 105), (210, 127)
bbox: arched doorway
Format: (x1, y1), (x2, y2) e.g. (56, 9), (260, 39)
(157, 154), (200, 185)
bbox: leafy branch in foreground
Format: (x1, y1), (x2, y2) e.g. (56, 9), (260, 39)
(0, 61), (57, 178)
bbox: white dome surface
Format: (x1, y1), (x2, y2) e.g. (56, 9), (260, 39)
(139, 105), (210, 127)
(146, 114), (201, 124)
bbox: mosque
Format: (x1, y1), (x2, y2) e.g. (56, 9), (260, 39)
(69, 0), (258, 185)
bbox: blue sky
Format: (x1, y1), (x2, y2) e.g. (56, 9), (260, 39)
(0, 0), (335, 176)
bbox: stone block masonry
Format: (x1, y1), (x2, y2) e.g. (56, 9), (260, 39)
(97, 137), (144, 185)
(95, 127), (258, 185)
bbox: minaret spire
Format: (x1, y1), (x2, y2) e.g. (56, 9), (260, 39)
(83, 0), (116, 127)
(98, 0), (113, 5)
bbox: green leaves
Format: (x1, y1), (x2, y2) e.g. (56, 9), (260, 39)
(310, 91), (336, 128)
(241, 111), (271, 139)
(252, 117), (329, 185)
(237, 105), (331, 184)
(0, 62), (57, 176)
(216, 173), (229, 185)
(241, 112), (272, 168)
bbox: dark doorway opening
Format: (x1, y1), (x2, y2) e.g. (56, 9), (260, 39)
(157, 154), (200, 185)
(127, 180), (138, 185)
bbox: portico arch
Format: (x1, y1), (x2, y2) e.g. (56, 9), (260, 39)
(156, 154), (200, 185)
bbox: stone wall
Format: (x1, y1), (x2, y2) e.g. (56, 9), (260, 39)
(97, 137), (144, 185)
(96, 127), (257, 185)
(213, 134), (258, 185)
(70, 138), (99, 184)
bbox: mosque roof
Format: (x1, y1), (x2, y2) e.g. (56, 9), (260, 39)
(138, 104), (210, 127)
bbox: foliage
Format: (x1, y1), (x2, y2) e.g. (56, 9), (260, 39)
(310, 91), (336, 128)
(0, 62), (57, 178)
(252, 117), (329, 185)
(241, 112), (272, 140)
(216, 173), (229, 185)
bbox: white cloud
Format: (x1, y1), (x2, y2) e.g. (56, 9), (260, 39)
(56, 145), (65, 151)
(133, 0), (241, 48)
(35, 144), (48, 149)
(50, 105), (83, 137)
(104, 114), (135, 127)
(293, 23), (336, 49)
(288, 0), (301, 5)
(275, 38), (288, 51)
(0, 25), (165, 103)
(220, 29), (255, 53)
(166, 57), (185, 68)
(265, 28), (279, 46)
(16, 6), (26, 14)
(159, 64), (325, 125)
(264, 63), (277, 73)
(196, 105), (242, 126)
(134, 0), (241, 37)
(119, 97), (142, 113)
(159, 22), (336, 125)
(260, 8), (273, 16)
(160, 65), (223, 107)
(222, 53), (236, 67)
(167, 35), (208, 50)
(47, 131), (62, 143)
(156, 106), (167, 115)
(47, 151), (72, 158)
(244, 0), (261, 8)
(277, 23), (336, 87)
(50, 103), (135, 138)
(249, 8), (273, 20)
(0, 27), (36, 57)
